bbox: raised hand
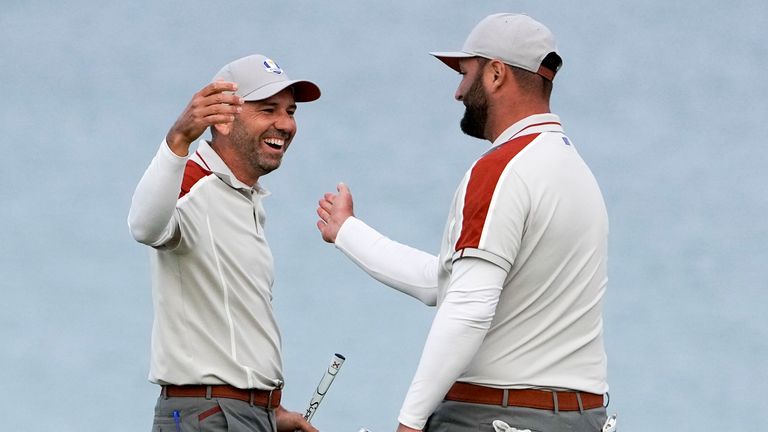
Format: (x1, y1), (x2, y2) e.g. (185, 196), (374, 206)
(316, 182), (355, 243)
(165, 81), (244, 156)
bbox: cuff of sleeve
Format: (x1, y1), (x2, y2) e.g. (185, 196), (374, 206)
(397, 412), (427, 430)
(452, 247), (512, 272)
(334, 216), (369, 251)
(159, 139), (192, 164)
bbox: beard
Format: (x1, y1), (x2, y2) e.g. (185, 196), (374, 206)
(459, 74), (489, 140)
(229, 119), (287, 177)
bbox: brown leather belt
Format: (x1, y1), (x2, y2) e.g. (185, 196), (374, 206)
(445, 382), (603, 411)
(162, 385), (281, 408)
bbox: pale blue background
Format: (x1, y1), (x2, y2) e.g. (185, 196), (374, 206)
(1, 1), (767, 431)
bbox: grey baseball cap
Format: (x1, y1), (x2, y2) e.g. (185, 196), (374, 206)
(431, 13), (561, 81)
(213, 54), (320, 102)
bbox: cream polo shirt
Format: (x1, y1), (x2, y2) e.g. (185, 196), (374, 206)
(128, 140), (283, 390)
(335, 114), (609, 428)
(440, 113), (608, 391)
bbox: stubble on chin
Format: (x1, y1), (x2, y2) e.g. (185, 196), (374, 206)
(230, 122), (287, 176)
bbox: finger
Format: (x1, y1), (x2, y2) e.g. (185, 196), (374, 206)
(202, 113), (237, 126)
(300, 420), (319, 432)
(191, 104), (241, 125)
(180, 100), (239, 126)
(195, 97), (243, 116)
(316, 206), (330, 222)
(323, 192), (336, 203)
(201, 80), (238, 96)
(317, 200), (334, 215)
(201, 91), (244, 107)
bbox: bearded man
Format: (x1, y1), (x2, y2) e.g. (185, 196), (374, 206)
(316, 14), (611, 432)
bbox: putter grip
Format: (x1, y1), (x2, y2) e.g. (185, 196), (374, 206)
(304, 353), (346, 422)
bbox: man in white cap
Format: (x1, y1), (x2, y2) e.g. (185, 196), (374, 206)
(128, 54), (321, 432)
(316, 13), (610, 432)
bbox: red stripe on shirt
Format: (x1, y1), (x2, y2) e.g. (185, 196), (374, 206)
(510, 121), (561, 140)
(179, 160), (212, 198)
(455, 133), (539, 251)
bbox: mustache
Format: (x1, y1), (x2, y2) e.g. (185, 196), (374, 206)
(262, 129), (291, 140)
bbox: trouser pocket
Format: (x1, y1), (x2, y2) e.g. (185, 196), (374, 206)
(152, 396), (227, 431)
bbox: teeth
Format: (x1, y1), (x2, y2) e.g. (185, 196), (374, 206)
(264, 138), (284, 148)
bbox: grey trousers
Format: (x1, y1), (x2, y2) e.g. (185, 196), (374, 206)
(424, 400), (607, 432)
(151, 395), (276, 432)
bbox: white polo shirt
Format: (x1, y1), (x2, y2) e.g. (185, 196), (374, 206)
(335, 113), (609, 428)
(128, 140), (283, 390)
(440, 113), (608, 389)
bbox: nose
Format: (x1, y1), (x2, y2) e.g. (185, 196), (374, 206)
(454, 81), (465, 102)
(274, 111), (296, 135)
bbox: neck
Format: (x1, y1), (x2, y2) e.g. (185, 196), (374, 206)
(209, 139), (261, 186)
(485, 101), (551, 142)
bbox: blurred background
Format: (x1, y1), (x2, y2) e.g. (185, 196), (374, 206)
(1, 1), (766, 430)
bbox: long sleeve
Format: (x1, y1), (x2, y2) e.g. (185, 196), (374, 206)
(127, 140), (188, 248)
(334, 217), (439, 306)
(397, 257), (507, 429)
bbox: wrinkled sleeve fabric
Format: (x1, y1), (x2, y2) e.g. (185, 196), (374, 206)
(397, 257), (507, 429)
(127, 140), (188, 249)
(334, 217), (439, 306)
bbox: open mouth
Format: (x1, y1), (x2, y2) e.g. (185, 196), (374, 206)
(264, 137), (285, 150)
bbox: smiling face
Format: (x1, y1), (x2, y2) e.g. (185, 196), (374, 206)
(228, 88), (297, 180)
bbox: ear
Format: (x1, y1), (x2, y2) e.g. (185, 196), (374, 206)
(213, 122), (232, 136)
(486, 59), (508, 91)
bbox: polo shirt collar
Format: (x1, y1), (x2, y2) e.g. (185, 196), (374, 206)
(194, 140), (270, 196)
(491, 113), (563, 148)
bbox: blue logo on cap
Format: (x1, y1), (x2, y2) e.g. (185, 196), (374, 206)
(263, 58), (283, 75)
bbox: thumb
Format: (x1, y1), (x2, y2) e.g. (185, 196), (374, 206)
(337, 182), (351, 196)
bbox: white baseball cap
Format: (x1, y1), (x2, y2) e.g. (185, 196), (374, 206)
(213, 54), (321, 102)
(431, 13), (562, 81)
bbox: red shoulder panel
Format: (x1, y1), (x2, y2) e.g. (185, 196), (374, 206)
(455, 134), (538, 250)
(179, 160), (212, 199)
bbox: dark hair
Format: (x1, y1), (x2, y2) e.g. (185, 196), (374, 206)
(509, 66), (553, 100)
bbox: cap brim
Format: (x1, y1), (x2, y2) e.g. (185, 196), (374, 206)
(241, 79), (321, 103)
(288, 80), (321, 102)
(430, 51), (474, 72)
